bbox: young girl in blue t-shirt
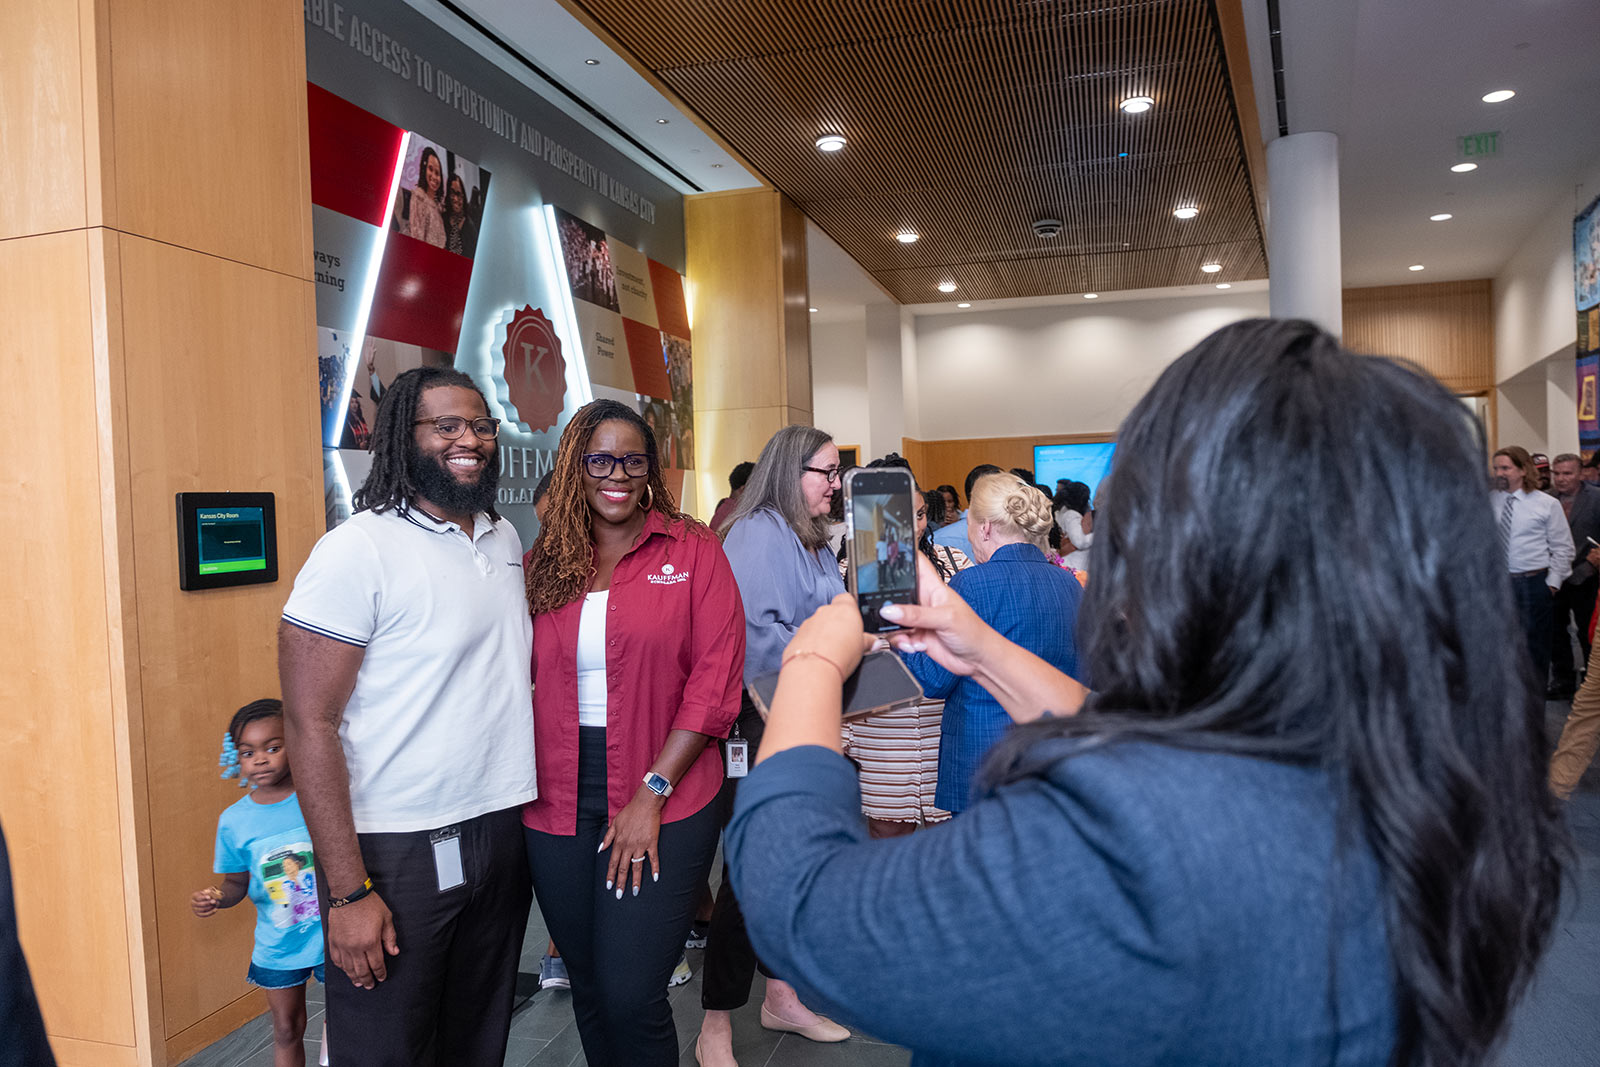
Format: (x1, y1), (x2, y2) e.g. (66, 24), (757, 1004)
(191, 699), (325, 1067)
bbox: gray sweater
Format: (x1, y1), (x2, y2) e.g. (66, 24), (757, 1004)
(728, 741), (1396, 1067)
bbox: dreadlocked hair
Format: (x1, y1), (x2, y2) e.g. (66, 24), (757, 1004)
(351, 366), (499, 521)
(525, 399), (695, 615)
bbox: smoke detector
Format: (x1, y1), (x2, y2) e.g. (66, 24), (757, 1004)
(1033, 218), (1063, 239)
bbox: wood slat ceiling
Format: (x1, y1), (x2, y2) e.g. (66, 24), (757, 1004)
(570, 0), (1265, 303)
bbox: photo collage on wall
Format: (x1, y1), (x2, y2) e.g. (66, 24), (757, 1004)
(553, 207), (694, 502)
(1576, 194), (1600, 452)
(308, 85), (493, 526)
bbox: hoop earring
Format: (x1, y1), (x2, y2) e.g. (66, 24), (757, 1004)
(640, 484), (654, 511)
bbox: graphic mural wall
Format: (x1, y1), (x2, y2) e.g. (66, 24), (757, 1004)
(1576, 194), (1600, 452)
(305, 0), (691, 543)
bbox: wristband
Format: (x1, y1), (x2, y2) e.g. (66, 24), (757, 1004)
(329, 877), (373, 909)
(783, 648), (847, 683)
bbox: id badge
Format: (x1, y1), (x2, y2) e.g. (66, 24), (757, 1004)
(726, 739), (749, 778)
(429, 827), (465, 892)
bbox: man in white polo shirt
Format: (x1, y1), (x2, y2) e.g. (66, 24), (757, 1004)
(280, 367), (534, 1065)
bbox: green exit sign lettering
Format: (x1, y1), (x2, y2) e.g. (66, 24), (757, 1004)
(1457, 131), (1501, 159)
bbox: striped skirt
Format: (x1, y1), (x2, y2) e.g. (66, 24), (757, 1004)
(840, 700), (952, 825)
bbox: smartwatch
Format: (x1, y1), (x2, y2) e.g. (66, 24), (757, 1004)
(642, 771), (674, 798)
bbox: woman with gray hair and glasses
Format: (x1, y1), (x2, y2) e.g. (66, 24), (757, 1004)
(696, 425), (852, 1066)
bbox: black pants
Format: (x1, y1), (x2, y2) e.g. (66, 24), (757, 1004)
(1550, 577), (1598, 690)
(700, 699), (778, 1010)
(322, 806), (531, 1067)
(525, 727), (721, 1067)
(1512, 572), (1555, 690)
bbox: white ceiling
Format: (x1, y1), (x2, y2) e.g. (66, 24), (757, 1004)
(805, 222), (893, 324)
(408, 0), (761, 193)
(1242, 0), (1600, 287)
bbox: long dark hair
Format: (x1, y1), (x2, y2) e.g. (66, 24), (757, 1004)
(979, 318), (1566, 1067)
(351, 367), (498, 522)
(525, 399), (694, 615)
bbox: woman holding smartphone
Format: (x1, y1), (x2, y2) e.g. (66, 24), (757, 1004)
(522, 399), (744, 1066)
(699, 424), (850, 1066)
(721, 319), (1566, 1067)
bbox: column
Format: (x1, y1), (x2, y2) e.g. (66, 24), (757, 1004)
(1266, 132), (1343, 336)
(685, 189), (812, 517)
(1, 2), (321, 1063)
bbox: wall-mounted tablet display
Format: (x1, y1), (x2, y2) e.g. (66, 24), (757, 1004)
(176, 493), (279, 591)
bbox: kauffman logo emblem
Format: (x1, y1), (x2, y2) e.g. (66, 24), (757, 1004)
(648, 562), (689, 586)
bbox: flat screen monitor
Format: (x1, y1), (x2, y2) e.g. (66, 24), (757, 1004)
(1033, 442), (1116, 505)
(176, 492), (279, 590)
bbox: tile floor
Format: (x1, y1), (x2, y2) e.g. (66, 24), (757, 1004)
(177, 703), (1599, 1067)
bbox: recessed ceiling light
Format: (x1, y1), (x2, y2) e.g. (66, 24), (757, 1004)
(709, 163), (723, 169)
(937, 281), (958, 293)
(1408, 264), (1425, 271)
(656, 118), (670, 125)
(815, 134), (847, 153)
(1451, 162), (1477, 173)
(584, 59), (600, 66)
(1215, 283), (1231, 289)
(809, 307), (818, 313)
(957, 302), (971, 308)
(1430, 213), (1453, 221)
(1120, 95), (1154, 114)
(1201, 263), (1223, 273)
(1117, 151), (1130, 158)
(1173, 207), (1199, 219)
(1482, 89), (1515, 103)
(1083, 293), (1099, 299)
(896, 231), (920, 244)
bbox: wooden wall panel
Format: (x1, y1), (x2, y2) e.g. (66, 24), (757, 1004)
(905, 431), (1116, 501)
(114, 235), (322, 1052)
(687, 188), (812, 520)
(108, 0), (313, 278)
(0, 231), (140, 1050)
(0, 0), (90, 238)
(1342, 279), (1494, 394)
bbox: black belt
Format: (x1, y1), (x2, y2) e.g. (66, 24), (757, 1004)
(1510, 568), (1549, 579)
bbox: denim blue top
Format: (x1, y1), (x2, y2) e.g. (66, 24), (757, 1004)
(723, 508), (847, 684)
(728, 743), (1396, 1067)
(902, 541), (1084, 811)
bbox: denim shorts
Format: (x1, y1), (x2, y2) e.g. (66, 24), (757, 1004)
(247, 961), (325, 990)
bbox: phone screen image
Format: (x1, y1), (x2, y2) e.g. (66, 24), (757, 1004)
(845, 469), (918, 633)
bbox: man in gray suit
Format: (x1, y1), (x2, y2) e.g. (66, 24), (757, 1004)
(1549, 453), (1600, 698)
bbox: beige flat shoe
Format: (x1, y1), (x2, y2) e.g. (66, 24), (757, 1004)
(759, 1004), (850, 1043)
(694, 1032), (740, 1067)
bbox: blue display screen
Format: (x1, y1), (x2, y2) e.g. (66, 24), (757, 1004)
(1033, 443), (1117, 504)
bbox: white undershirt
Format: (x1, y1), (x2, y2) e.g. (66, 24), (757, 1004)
(576, 590), (610, 727)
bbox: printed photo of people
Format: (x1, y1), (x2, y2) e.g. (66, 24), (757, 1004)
(638, 397), (683, 471)
(556, 208), (620, 311)
(341, 336), (455, 449)
(663, 334), (694, 465)
(391, 136), (490, 258)
(317, 327), (354, 449)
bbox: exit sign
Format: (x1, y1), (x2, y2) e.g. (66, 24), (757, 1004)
(1458, 131), (1501, 159)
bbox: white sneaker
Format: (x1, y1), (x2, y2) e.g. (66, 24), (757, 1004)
(668, 955), (692, 987)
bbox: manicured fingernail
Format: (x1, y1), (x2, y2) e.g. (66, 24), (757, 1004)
(632, 886), (639, 897)
(880, 603), (902, 620)
(596, 841), (606, 852)
(616, 887), (624, 900)
(652, 872), (659, 882)
(605, 880), (613, 890)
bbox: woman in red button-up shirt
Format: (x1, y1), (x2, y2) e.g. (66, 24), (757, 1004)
(523, 399), (745, 1067)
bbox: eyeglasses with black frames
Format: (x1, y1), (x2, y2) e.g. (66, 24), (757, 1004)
(801, 465), (843, 485)
(584, 452), (651, 479)
(413, 415), (501, 441)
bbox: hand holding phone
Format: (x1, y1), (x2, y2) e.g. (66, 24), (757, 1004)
(842, 467), (920, 633)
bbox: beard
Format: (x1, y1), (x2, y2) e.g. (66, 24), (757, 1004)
(410, 440), (500, 516)
(1494, 475), (1511, 492)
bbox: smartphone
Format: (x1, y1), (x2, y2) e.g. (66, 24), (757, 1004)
(747, 650), (925, 722)
(842, 467), (920, 634)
